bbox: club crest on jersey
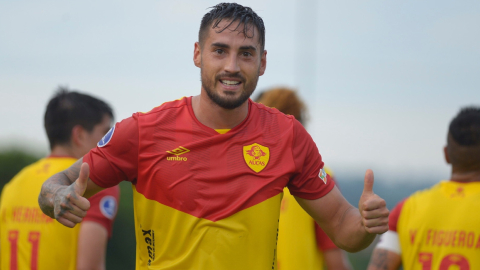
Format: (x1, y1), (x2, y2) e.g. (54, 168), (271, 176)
(100, 196), (117, 219)
(319, 168), (328, 184)
(243, 143), (270, 173)
(97, 126), (115, 147)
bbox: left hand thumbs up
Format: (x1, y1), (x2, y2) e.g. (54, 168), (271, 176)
(358, 169), (389, 234)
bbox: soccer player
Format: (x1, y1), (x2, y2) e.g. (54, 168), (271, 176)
(256, 88), (352, 270)
(38, 3), (389, 269)
(367, 106), (480, 270)
(0, 88), (120, 270)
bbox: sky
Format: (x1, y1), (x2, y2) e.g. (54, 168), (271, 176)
(1, 0), (479, 183)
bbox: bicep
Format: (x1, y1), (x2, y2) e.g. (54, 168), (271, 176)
(294, 186), (354, 240)
(77, 221), (108, 270)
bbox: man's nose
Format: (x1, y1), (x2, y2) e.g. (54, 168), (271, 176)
(224, 54), (240, 73)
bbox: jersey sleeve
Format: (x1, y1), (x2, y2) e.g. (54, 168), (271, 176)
(287, 120), (335, 200)
(389, 199), (407, 232)
(83, 186), (121, 238)
(83, 114), (139, 188)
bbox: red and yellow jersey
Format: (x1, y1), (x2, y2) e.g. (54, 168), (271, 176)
(277, 167), (337, 270)
(84, 97), (334, 270)
(0, 156), (120, 270)
(389, 181), (480, 270)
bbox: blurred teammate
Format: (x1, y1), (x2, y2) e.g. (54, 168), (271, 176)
(0, 88), (120, 270)
(256, 88), (352, 270)
(368, 106), (480, 270)
(38, 3), (389, 269)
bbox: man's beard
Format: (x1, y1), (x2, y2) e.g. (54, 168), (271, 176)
(201, 70), (258, 110)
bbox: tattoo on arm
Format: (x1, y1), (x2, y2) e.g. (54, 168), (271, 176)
(38, 159), (82, 218)
(369, 249), (389, 270)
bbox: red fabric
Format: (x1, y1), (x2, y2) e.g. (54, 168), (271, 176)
(315, 223), (337, 251)
(83, 186), (120, 237)
(389, 198), (407, 232)
(84, 97), (333, 221)
(287, 120), (334, 200)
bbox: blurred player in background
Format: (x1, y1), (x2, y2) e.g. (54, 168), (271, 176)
(0, 88), (120, 270)
(256, 88), (352, 270)
(368, 106), (480, 270)
(38, 3), (389, 269)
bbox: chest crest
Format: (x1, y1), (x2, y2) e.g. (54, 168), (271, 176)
(243, 143), (270, 173)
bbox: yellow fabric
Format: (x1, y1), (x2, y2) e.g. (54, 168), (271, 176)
(132, 186), (283, 270)
(398, 181), (480, 270)
(0, 157), (80, 270)
(277, 167), (333, 270)
(214, 129), (230, 134)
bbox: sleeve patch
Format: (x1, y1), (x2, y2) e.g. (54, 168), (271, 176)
(99, 195), (117, 219)
(319, 168), (327, 184)
(97, 126), (115, 147)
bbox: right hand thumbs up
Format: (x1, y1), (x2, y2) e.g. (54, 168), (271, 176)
(54, 163), (91, 228)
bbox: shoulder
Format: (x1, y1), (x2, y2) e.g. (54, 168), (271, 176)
(136, 96), (189, 118)
(251, 100), (296, 123)
(389, 198), (408, 232)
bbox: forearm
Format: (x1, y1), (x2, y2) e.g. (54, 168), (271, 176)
(38, 170), (77, 218)
(330, 205), (375, 252)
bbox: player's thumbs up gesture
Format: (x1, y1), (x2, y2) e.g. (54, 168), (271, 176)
(358, 169), (389, 234)
(53, 163), (91, 228)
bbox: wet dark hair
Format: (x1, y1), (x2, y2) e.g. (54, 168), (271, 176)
(199, 3), (266, 51)
(447, 106), (480, 171)
(44, 86), (114, 150)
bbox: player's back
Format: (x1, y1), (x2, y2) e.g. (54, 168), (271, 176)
(0, 157), (80, 270)
(396, 181), (480, 269)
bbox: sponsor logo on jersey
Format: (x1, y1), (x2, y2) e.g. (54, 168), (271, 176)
(319, 168), (328, 184)
(166, 146), (189, 161)
(97, 126), (115, 147)
(142, 229), (156, 266)
(99, 196), (117, 219)
(243, 143), (270, 173)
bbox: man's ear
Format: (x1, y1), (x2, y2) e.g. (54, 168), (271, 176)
(259, 50), (267, 76)
(194, 42), (201, 68)
(444, 146), (451, 164)
(71, 125), (85, 147)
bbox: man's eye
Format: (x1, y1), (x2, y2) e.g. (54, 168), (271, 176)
(215, 49), (224, 54)
(242, 52), (252, 57)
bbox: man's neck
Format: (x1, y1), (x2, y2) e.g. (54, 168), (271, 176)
(191, 92), (249, 130)
(50, 145), (81, 159)
(450, 169), (480, 182)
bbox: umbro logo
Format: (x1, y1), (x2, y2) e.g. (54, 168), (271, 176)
(166, 146), (189, 161)
(166, 146), (190, 156)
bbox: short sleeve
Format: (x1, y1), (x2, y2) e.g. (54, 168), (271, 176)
(287, 120), (335, 199)
(83, 114), (139, 188)
(389, 199), (407, 232)
(83, 186), (120, 238)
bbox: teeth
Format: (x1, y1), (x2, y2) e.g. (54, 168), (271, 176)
(221, 80), (240, 85)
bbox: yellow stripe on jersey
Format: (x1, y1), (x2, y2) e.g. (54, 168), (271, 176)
(398, 181), (480, 270)
(0, 157), (80, 270)
(132, 185), (283, 269)
(277, 167), (333, 270)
